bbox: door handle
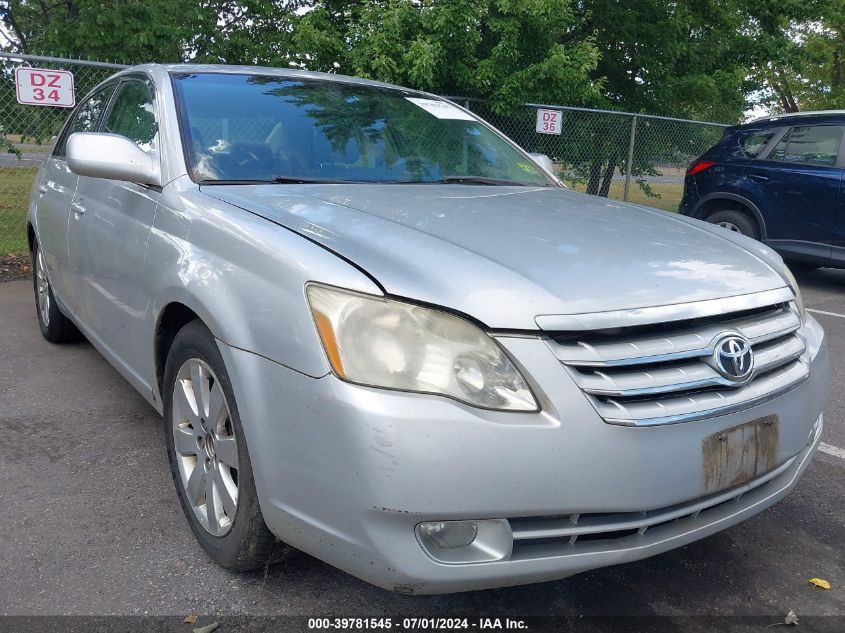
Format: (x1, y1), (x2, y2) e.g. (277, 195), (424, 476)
(747, 173), (769, 182)
(71, 201), (86, 216)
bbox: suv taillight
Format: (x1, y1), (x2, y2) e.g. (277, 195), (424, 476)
(686, 160), (715, 176)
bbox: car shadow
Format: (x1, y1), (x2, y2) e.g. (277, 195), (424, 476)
(793, 266), (845, 291)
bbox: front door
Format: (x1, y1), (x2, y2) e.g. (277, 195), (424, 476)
(35, 84), (113, 306)
(67, 77), (161, 392)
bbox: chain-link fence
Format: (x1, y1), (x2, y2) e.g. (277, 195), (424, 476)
(1, 52), (728, 257)
(0, 53), (126, 256)
(454, 99), (728, 212)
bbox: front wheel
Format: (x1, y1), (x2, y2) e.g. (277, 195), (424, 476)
(163, 320), (281, 570)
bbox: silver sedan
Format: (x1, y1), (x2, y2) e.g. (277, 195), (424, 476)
(27, 64), (828, 594)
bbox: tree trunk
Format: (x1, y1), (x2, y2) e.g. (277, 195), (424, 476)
(773, 70), (800, 112)
(598, 157), (617, 198)
(586, 159), (603, 195)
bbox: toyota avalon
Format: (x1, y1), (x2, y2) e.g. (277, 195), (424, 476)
(27, 64), (829, 594)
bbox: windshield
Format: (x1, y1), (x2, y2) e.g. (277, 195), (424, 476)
(172, 72), (555, 186)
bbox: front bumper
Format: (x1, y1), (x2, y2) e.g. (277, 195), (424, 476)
(219, 314), (828, 594)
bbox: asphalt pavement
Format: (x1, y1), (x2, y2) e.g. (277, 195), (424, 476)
(1, 270), (843, 624)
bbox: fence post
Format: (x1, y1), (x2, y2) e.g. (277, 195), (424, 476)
(623, 115), (638, 202)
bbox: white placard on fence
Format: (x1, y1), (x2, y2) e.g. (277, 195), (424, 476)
(535, 108), (562, 135)
(15, 67), (75, 108)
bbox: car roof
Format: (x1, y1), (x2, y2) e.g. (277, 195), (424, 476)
(124, 62), (418, 93)
(748, 110), (845, 127)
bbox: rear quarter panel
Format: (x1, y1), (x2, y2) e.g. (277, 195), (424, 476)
(687, 126), (781, 222)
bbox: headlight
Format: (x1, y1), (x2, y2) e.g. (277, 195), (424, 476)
(306, 284), (538, 411)
(783, 266), (805, 320)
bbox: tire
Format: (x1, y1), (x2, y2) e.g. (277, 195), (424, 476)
(31, 240), (83, 343)
(704, 209), (760, 240)
(163, 320), (281, 571)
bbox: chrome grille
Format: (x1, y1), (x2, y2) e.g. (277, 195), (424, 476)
(546, 302), (808, 426)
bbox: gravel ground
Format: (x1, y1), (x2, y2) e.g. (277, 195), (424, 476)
(0, 254), (30, 283)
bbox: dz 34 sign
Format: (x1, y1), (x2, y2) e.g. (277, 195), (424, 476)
(15, 68), (75, 108)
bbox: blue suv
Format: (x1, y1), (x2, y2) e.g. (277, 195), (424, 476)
(679, 112), (845, 269)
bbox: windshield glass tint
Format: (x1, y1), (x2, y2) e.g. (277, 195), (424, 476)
(172, 73), (553, 185)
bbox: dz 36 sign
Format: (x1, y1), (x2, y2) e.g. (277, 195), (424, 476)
(535, 108), (562, 135)
(15, 68), (75, 108)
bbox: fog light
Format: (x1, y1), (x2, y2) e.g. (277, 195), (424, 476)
(418, 521), (478, 549)
(415, 519), (513, 564)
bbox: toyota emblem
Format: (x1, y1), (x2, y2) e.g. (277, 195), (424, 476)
(713, 335), (754, 382)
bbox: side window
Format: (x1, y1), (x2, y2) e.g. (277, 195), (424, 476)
(767, 125), (844, 166)
(104, 80), (158, 152)
(738, 130), (776, 158)
(53, 85), (113, 158)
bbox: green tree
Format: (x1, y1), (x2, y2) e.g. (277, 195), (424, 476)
(548, 0), (754, 195)
(750, 0), (845, 112)
(240, 0), (605, 112)
(0, 0), (309, 63)
(2, 0), (196, 61)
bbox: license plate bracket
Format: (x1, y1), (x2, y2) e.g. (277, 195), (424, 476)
(702, 415), (779, 494)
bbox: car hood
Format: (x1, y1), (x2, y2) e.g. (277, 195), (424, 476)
(202, 184), (788, 330)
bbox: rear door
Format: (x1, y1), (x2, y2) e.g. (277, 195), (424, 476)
(34, 84), (114, 304)
(744, 124), (844, 263)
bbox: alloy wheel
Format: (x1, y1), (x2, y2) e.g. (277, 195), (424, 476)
(717, 221), (742, 234)
(172, 358), (239, 537)
(35, 248), (50, 326)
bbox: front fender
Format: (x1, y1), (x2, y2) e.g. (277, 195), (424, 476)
(145, 177), (382, 391)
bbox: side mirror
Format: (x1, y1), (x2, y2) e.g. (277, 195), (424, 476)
(67, 132), (161, 186)
(528, 152), (555, 175)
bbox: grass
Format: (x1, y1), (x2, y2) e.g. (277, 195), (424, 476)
(567, 180), (683, 212)
(0, 167), (37, 255)
(616, 182), (683, 212)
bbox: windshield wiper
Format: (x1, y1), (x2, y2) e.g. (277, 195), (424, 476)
(394, 176), (528, 186)
(269, 175), (357, 184)
(199, 175), (536, 186)
(199, 176), (360, 185)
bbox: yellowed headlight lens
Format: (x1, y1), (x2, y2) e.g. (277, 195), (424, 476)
(305, 284), (538, 411)
(783, 266), (805, 320)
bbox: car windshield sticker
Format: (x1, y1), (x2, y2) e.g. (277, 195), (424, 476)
(405, 97), (475, 121)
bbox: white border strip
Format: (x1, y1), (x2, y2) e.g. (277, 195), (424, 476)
(807, 308), (845, 319)
(819, 443), (845, 460)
